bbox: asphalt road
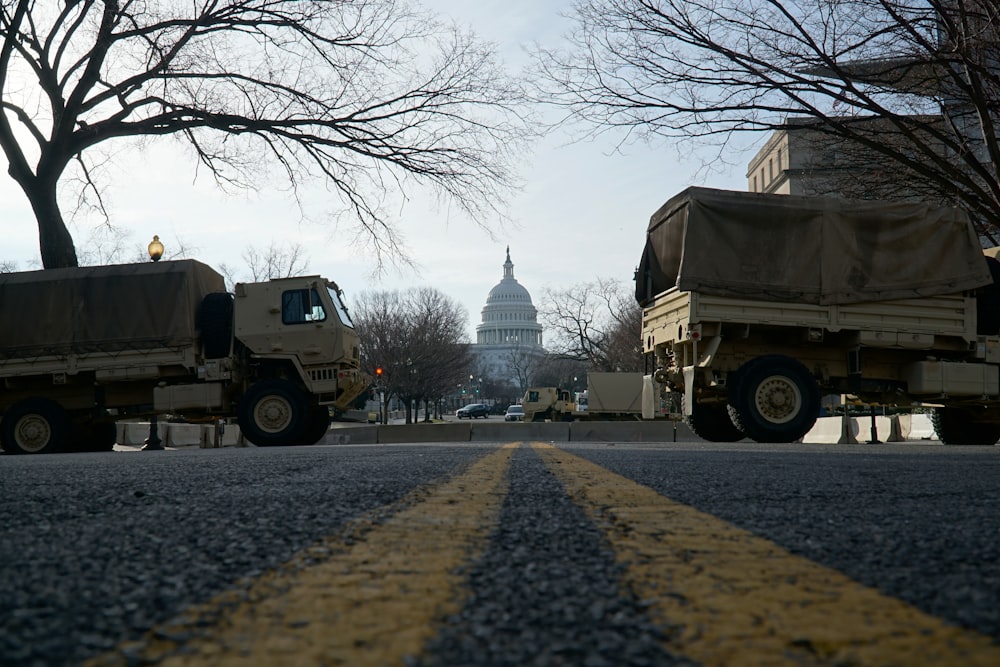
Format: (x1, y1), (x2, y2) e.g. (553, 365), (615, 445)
(1, 441), (998, 666)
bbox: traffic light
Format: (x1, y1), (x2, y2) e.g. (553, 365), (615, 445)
(376, 367), (383, 377)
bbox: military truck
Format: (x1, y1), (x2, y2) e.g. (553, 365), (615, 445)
(522, 372), (645, 421)
(636, 187), (1000, 445)
(0, 260), (368, 454)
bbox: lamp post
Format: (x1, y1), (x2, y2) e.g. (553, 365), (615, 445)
(142, 235), (165, 450)
(147, 235), (164, 262)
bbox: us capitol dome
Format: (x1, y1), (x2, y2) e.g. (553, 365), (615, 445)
(472, 248), (546, 389)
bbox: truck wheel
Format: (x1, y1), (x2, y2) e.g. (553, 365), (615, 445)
(727, 355), (819, 443)
(238, 380), (308, 447)
(302, 406), (331, 446)
(69, 419), (118, 453)
(1, 399), (69, 454)
(931, 408), (1000, 445)
(684, 398), (744, 442)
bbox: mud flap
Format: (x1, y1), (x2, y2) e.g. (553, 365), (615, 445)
(642, 375), (656, 419)
(683, 365), (695, 416)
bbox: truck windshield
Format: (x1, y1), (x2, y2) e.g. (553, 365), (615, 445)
(327, 285), (355, 329)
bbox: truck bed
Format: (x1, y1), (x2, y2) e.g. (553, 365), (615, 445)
(0, 346), (199, 379)
(642, 288), (976, 353)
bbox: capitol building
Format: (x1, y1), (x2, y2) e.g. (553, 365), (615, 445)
(471, 248), (546, 391)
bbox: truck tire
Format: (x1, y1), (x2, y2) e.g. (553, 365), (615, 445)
(1, 399), (69, 454)
(238, 379), (308, 447)
(931, 408), (1000, 445)
(199, 292), (234, 359)
(684, 397), (744, 442)
(69, 419), (118, 453)
(302, 406), (331, 446)
(727, 355), (820, 443)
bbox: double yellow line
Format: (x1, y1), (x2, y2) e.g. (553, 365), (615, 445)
(535, 443), (1000, 667)
(88, 443), (1000, 667)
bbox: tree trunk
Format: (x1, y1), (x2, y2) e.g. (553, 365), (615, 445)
(27, 181), (78, 268)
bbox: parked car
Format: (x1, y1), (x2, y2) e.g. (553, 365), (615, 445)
(456, 403), (490, 419)
(504, 405), (524, 422)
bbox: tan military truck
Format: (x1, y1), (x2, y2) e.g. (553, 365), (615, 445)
(636, 187), (1000, 445)
(0, 259), (369, 454)
(522, 372), (645, 421)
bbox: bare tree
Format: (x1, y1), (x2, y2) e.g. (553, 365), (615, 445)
(529, 354), (589, 390)
(400, 287), (473, 422)
(351, 289), (409, 423)
(504, 343), (544, 395)
(478, 373), (520, 410)
(74, 224), (195, 266)
(217, 241), (309, 288)
(538, 1), (1000, 237)
(353, 286), (472, 424)
(541, 278), (643, 372)
(0, 1), (534, 269)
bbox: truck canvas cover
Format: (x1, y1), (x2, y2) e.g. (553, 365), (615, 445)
(0, 259), (226, 359)
(635, 187), (992, 305)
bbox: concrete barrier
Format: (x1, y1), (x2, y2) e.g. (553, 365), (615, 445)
(117, 422), (151, 446)
(906, 414), (937, 439)
(325, 425), (378, 445)
(569, 420), (686, 442)
(804, 415), (858, 444)
(804, 414), (939, 444)
(117, 421), (247, 448)
(471, 421), (570, 442)
(198, 423), (246, 448)
(113, 414), (941, 449)
(885, 415), (906, 442)
(165, 423), (201, 447)
(377, 422), (471, 444)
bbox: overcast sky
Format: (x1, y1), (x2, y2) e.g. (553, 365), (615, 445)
(2, 1), (750, 340)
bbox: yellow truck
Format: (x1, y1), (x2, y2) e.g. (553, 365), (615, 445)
(522, 372), (645, 421)
(0, 260), (369, 453)
(636, 187), (1000, 444)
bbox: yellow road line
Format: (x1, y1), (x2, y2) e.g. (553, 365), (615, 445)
(534, 443), (1000, 667)
(87, 444), (517, 667)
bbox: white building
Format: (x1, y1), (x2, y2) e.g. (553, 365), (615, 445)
(472, 248), (546, 391)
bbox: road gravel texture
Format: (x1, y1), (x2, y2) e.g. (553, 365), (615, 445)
(0, 445), (487, 666)
(414, 446), (691, 667)
(571, 444), (1000, 640)
(1, 441), (998, 666)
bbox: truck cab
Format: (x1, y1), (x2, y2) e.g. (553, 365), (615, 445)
(522, 387), (575, 422)
(233, 276), (366, 409)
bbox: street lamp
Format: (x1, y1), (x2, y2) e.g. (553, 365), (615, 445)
(143, 235), (165, 449)
(147, 235), (164, 262)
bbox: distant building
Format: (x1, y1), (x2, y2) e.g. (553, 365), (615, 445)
(471, 248), (546, 391)
(751, 1), (997, 204)
(746, 116), (942, 200)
